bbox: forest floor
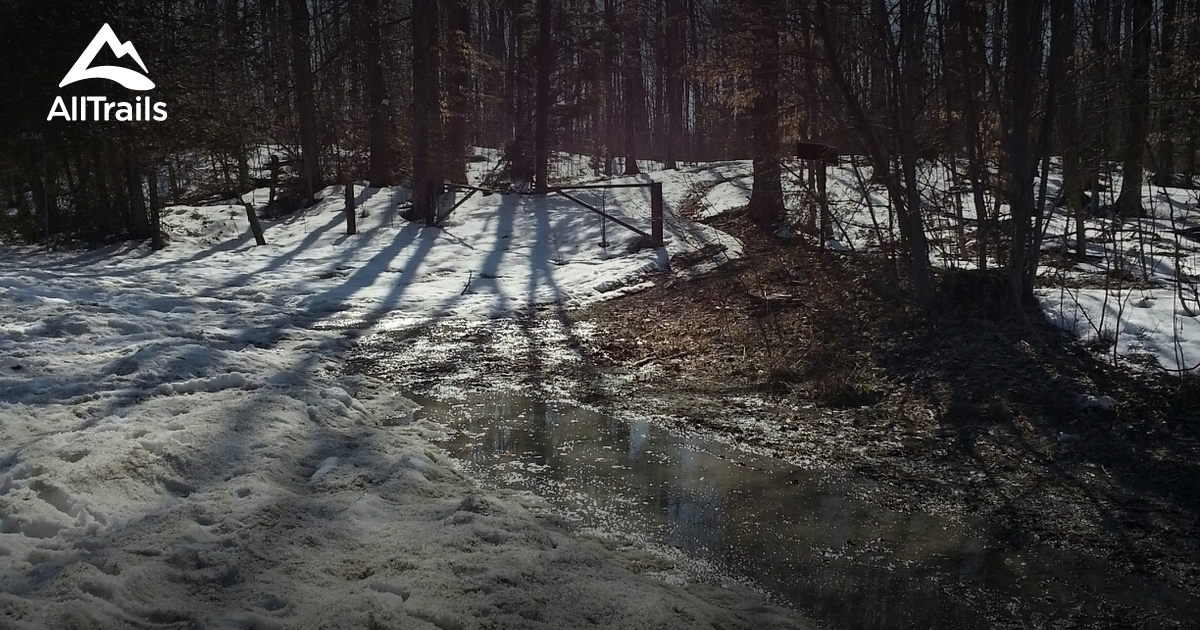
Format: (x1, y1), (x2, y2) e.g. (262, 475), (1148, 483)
(358, 205), (1200, 628)
(577, 212), (1200, 627)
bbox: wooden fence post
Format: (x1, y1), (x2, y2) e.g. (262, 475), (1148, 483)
(148, 169), (163, 250)
(243, 200), (266, 245)
(818, 159), (830, 246)
(343, 175), (357, 235)
(651, 181), (664, 247)
(267, 155), (279, 216)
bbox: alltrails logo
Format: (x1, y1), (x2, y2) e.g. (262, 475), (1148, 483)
(47, 23), (167, 122)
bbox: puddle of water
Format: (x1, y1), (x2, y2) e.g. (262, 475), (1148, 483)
(417, 393), (1196, 629)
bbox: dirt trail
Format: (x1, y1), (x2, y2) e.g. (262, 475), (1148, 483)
(350, 216), (1200, 628)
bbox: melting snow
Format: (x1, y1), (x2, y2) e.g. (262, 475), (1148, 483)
(0, 166), (809, 628)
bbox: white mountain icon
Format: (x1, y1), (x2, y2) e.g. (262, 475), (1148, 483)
(59, 23), (155, 91)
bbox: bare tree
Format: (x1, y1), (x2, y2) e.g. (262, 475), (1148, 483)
(365, 0), (392, 186)
(745, 0), (784, 226)
(535, 0), (552, 191)
(445, 0), (473, 185)
(412, 0), (443, 224)
(1114, 0), (1152, 216)
(1002, 0), (1046, 306)
(621, 0), (644, 176)
(289, 0), (321, 203)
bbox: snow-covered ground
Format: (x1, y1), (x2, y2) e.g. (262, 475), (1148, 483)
(1034, 186), (1200, 373)
(691, 158), (1200, 375)
(0, 168), (809, 628)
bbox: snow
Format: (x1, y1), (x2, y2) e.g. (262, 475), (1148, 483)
(684, 154), (1200, 374)
(760, 155), (1200, 375)
(1040, 285), (1200, 373)
(1029, 177), (1200, 373)
(699, 177), (752, 219)
(0, 162), (813, 627)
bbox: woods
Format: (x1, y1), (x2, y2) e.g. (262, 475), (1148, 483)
(0, 0), (1196, 308)
(4, 3), (1200, 627)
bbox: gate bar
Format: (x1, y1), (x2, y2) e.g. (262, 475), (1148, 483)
(434, 181), (664, 247)
(552, 189), (650, 239)
(550, 183), (657, 190)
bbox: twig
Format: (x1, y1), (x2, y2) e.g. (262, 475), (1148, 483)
(461, 270), (473, 295)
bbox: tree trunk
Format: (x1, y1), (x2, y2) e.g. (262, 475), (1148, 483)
(237, 148), (250, 192)
(1004, 0), (1046, 306)
(289, 0), (321, 203)
(1154, 0), (1178, 185)
(365, 0), (392, 186)
(1114, 0), (1151, 216)
(125, 141), (149, 239)
(446, 0), (472, 185)
(954, 0), (990, 270)
(622, 1), (642, 176)
(1053, 0), (1086, 260)
(664, 0), (683, 169)
(148, 168), (164, 250)
(747, 0), (783, 226)
(1028, 0), (1072, 290)
(604, 0), (618, 176)
(504, 0), (534, 185)
(412, 0), (443, 224)
(344, 176), (357, 235)
(896, 0), (935, 303)
(534, 0), (551, 191)
(93, 144), (114, 234)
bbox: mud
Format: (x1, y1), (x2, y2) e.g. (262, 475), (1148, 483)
(348, 288), (1199, 629)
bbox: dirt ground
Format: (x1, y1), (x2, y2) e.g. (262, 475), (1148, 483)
(572, 212), (1200, 628)
(349, 211), (1200, 628)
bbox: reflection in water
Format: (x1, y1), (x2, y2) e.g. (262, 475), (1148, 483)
(419, 394), (1196, 630)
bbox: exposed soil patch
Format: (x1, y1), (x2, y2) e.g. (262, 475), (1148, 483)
(348, 211), (1200, 628)
(570, 213), (1200, 628)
